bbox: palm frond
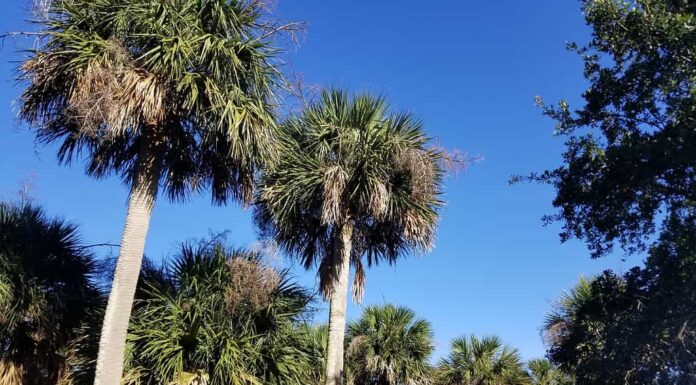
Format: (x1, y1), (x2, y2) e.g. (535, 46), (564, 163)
(255, 88), (445, 298)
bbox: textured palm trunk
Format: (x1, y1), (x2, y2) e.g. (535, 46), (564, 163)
(325, 223), (353, 385)
(94, 136), (161, 385)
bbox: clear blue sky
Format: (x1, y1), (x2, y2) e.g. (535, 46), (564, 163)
(0, 0), (633, 362)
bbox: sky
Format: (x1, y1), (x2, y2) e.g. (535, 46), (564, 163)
(0, 0), (636, 362)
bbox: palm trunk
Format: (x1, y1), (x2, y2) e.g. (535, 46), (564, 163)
(94, 137), (161, 385)
(325, 223), (353, 385)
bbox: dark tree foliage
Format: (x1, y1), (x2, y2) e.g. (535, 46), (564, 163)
(525, 0), (696, 257)
(0, 202), (103, 385)
(545, 215), (696, 385)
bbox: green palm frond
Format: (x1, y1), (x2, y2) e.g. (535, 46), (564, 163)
(19, 0), (287, 204)
(125, 238), (315, 385)
(543, 276), (594, 345)
(255, 88), (445, 299)
(437, 335), (528, 385)
(525, 358), (573, 385)
(0, 201), (102, 385)
(346, 304), (434, 385)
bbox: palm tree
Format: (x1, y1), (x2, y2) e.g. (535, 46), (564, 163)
(255, 89), (445, 385)
(436, 335), (528, 385)
(301, 323), (329, 385)
(542, 277), (593, 347)
(525, 359), (573, 385)
(0, 202), (101, 385)
(124, 238), (315, 385)
(346, 304), (433, 385)
(18, 1), (284, 384)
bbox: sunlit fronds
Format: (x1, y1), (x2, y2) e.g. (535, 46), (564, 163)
(255, 88), (445, 297)
(346, 305), (434, 385)
(437, 335), (528, 385)
(19, 0), (287, 204)
(125, 238), (315, 385)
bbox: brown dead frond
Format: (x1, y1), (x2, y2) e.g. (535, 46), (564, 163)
(225, 258), (281, 313)
(543, 321), (568, 347)
(346, 335), (366, 359)
(438, 148), (482, 178)
(321, 165), (347, 225)
(0, 361), (23, 385)
(351, 258), (366, 303)
(368, 180), (389, 220)
(402, 211), (435, 252)
(66, 41), (165, 136)
(396, 148), (437, 202)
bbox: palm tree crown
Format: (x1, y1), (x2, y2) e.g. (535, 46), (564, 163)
(18, 3), (288, 382)
(124, 239), (314, 385)
(0, 202), (101, 385)
(255, 88), (444, 298)
(20, 0), (281, 203)
(437, 335), (528, 385)
(542, 276), (593, 347)
(346, 304), (434, 385)
(525, 359), (573, 385)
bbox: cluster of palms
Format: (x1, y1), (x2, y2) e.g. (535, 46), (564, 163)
(7, 0), (447, 384)
(0, 200), (571, 385)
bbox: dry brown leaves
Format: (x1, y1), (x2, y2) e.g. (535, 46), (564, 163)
(225, 258), (281, 313)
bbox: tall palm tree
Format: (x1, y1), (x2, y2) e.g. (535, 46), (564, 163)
(525, 359), (573, 385)
(18, 1), (283, 384)
(0, 202), (101, 385)
(436, 335), (528, 385)
(255, 89), (445, 385)
(346, 304), (433, 385)
(124, 239), (314, 385)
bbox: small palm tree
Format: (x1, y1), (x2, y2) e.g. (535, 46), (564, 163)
(542, 277), (593, 347)
(124, 239), (314, 385)
(18, 1), (284, 384)
(301, 323), (329, 385)
(346, 304), (434, 385)
(525, 359), (573, 385)
(0, 202), (101, 385)
(436, 335), (528, 385)
(255, 89), (445, 385)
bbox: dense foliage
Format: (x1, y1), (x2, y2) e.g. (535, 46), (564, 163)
(525, 359), (573, 385)
(544, 216), (696, 385)
(255, 88), (445, 299)
(20, 0), (283, 203)
(0, 202), (101, 385)
(124, 240), (317, 385)
(346, 305), (433, 385)
(436, 335), (528, 385)
(526, 0), (696, 257)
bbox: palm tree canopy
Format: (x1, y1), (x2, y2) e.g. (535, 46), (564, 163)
(124, 238), (315, 385)
(346, 304), (434, 385)
(542, 276), (593, 347)
(0, 201), (101, 385)
(525, 359), (573, 385)
(20, 0), (283, 203)
(255, 89), (444, 298)
(437, 335), (527, 385)
(300, 323), (329, 385)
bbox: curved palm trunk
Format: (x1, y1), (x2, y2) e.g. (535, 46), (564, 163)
(325, 223), (353, 385)
(94, 142), (161, 385)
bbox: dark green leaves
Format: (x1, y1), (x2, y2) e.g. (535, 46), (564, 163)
(526, 0), (696, 257)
